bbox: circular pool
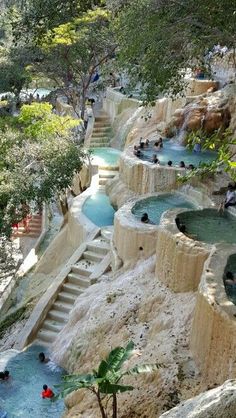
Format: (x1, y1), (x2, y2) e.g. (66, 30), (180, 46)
(139, 140), (216, 166)
(178, 208), (236, 244)
(132, 193), (196, 225)
(90, 147), (121, 167)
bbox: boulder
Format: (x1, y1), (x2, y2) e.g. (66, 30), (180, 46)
(160, 380), (236, 418)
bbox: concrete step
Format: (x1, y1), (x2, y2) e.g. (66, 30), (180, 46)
(99, 179), (108, 185)
(58, 291), (77, 304)
(53, 301), (72, 314)
(33, 338), (50, 347)
(87, 240), (110, 255)
(62, 282), (84, 296)
(43, 320), (64, 333)
(93, 127), (110, 133)
(17, 226), (41, 233)
(70, 264), (93, 277)
(47, 309), (68, 323)
(13, 231), (40, 238)
(83, 250), (104, 262)
(101, 227), (113, 242)
(67, 273), (91, 287)
(37, 328), (58, 343)
(99, 171), (117, 178)
(99, 166), (119, 171)
(90, 143), (110, 148)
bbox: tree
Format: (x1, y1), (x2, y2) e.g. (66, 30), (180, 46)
(55, 341), (161, 418)
(36, 8), (116, 118)
(116, 0), (236, 101)
(0, 102), (85, 236)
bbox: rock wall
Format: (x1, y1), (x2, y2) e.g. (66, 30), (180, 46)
(119, 151), (183, 194)
(190, 245), (236, 385)
(160, 380), (236, 418)
(113, 200), (159, 267)
(185, 78), (219, 96)
(155, 209), (212, 292)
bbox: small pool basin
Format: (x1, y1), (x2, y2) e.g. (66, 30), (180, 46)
(90, 148), (121, 167)
(178, 208), (236, 244)
(132, 193), (196, 225)
(82, 191), (115, 227)
(0, 344), (64, 418)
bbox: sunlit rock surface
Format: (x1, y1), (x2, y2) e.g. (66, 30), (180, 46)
(160, 380), (236, 418)
(52, 257), (198, 417)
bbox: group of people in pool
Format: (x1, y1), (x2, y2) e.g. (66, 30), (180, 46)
(133, 137), (195, 169)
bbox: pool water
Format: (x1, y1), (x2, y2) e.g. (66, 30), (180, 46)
(132, 193), (196, 225)
(0, 345), (65, 418)
(139, 140), (216, 166)
(178, 209), (236, 244)
(21, 88), (53, 99)
(82, 192), (115, 227)
(90, 148), (121, 166)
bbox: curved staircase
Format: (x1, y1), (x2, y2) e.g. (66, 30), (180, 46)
(90, 110), (112, 148)
(34, 228), (112, 346)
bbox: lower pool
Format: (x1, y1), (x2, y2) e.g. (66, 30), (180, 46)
(132, 193), (196, 225)
(82, 192), (115, 227)
(90, 148), (121, 167)
(178, 208), (236, 244)
(0, 345), (64, 418)
(139, 139), (216, 166)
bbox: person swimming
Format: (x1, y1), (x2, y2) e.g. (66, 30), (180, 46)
(141, 213), (150, 223)
(152, 154), (160, 164)
(39, 352), (50, 363)
(179, 161), (185, 168)
(167, 160), (173, 167)
(41, 384), (54, 399)
(0, 371), (10, 381)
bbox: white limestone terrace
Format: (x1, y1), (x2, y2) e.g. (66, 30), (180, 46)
(155, 206), (236, 385)
(119, 146), (185, 194)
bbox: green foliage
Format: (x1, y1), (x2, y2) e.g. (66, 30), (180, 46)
(117, 0), (236, 100)
(18, 102), (81, 138)
(0, 304), (28, 338)
(0, 103), (85, 236)
(179, 129), (236, 183)
(55, 341), (161, 418)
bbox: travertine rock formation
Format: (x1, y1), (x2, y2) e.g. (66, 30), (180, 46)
(52, 258), (198, 418)
(191, 245), (236, 385)
(160, 380), (236, 418)
(155, 209), (211, 292)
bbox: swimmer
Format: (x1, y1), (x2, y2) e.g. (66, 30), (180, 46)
(0, 371), (10, 381)
(39, 352), (50, 363)
(41, 384), (54, 399)
(152, 154), (160, 164)
(179, 161), (185, 168)
(167, 160), (173, 167)
(188, 164), (195, 170)
(141, 213), (150, 223)
(224, 271), (236, 285)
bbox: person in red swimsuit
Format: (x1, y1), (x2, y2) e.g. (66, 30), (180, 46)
(41, 384), (54, 399)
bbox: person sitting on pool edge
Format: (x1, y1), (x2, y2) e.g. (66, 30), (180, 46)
(167, 160), (172, 167)
(41, 384), (54, 399)
(152, 154), (160, 164)
(39, 352), (50, 363)
(223, 183), (236, 209)
(224, 271), (236, 287)
(179, 161), (185, 168)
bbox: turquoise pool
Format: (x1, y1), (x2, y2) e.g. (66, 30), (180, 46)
(132, 193), (196, 225)
(178, 209), (236, 244)
(90, 148), (121, 167)
(83, 192), (115, 227)
(139, 140), (216, 166)
(0, 345), (64, 418)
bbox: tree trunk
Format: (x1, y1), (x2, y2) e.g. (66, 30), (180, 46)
(112, 394), (117, 418)
(96, 390), (107, 418)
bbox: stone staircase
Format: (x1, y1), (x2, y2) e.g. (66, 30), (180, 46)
(98, 167), (119, 186)
(34, 229), (112, 346)
(12, 213), (42, 239)
(90, 110), (112, 148)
